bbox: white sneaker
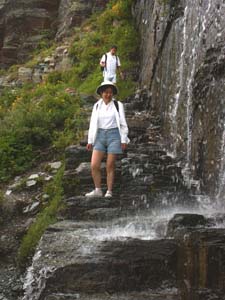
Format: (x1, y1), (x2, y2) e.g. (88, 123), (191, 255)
(85, 189), (103, 197)
(105, 190), (113, 198)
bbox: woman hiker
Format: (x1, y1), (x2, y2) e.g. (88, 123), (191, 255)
(85, 81), (129, 198)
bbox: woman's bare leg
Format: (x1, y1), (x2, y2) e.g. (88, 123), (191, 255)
(91, 150), (105, 188)
(106, 154), (117, 191)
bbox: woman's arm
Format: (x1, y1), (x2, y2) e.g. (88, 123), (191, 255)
(87, 103), (97, 145)
(118, 101), (129, 144)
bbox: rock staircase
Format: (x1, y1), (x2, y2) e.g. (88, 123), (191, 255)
(23, 91), (190, 300)
(62, 94), (188, 222)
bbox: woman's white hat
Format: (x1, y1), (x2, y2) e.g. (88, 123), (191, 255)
(96, 81), (118, 95)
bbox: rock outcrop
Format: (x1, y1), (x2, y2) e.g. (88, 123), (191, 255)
(0, 0), (109, 67)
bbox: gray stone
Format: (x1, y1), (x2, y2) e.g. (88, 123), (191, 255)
(48, 161), (62, 170)
(26, 179), (37, 187)
(18, 67), (33, 82)
(28, 174), (39, 180)
(166, 213), (208, 237)
(23, 201), (40, 214)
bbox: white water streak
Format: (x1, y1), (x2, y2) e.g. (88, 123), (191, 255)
(171, 6), (188, 157)
(216, 123), (225, 201)
(186, 0), (212, 170)
(23, 250), (56, 300)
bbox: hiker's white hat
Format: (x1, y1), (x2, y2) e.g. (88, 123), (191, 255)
(96, 81), (118, 96)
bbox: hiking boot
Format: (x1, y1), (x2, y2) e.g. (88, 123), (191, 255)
(85, 189), (103, 197)
(105, 190), (113, 198)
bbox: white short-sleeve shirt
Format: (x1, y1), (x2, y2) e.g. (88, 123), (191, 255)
(100, 52), (121, 77)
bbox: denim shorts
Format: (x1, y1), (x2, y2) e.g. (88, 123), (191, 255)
(93, 128), (122, 154)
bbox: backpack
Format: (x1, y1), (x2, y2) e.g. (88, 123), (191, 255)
(96, 100), (119, 112)
(100, 53), (118, 71)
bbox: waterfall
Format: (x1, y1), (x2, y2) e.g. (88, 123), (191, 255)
(170, 6), (188, 157)
(22, 250), (56, 300)
(170, 0), (213, 187)
(186, 0), (212, 171)
(215, 122), (225, 205)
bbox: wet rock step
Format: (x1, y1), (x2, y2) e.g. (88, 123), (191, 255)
(127, 144), (167, 155)
(61, 206), (123, 222)
(65, 146), (92, 170)
(63, 161), (123, 197)
(122, 164), (182, 179)
(62, 195), (157, 221)
(44, 290), (181, 300)
(63, 181), (123, 199)
(62, 196), (120, 221)
(26, 223), (178, 299)
(127, 118), (154, 129)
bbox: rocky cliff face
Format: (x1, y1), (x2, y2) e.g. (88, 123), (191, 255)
(133, 0), (225, 195)
(0, 0), (109, 67)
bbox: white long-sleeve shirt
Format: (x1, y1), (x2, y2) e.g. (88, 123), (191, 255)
(87, 98), (129, 144)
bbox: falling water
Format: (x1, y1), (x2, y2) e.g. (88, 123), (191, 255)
(170, 0), (213, 187)
(23, 250), (56, 300)
(215, 122), (225, 205)
(213, 3), (225, 207)
(171, 0), (212, 187)
(186, 0), (212, 169)
(170, 6), (188, 157)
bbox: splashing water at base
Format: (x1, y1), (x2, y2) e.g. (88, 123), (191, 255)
(23, 250), (56, 300)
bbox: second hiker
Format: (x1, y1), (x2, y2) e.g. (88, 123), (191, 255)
(100, 45), (124, 83)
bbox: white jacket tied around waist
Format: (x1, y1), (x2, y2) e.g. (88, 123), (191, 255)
(88, 98), (130, 145)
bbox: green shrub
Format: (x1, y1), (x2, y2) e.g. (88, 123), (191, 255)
(0, 82), (82, 182)
(46, 71), (63, 85)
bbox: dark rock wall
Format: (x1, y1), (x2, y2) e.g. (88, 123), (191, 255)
(133, 0), (225, 194)
(0, 0), (109, 67)
(56, 0), (109, 40)
(0, 0), (60, 67)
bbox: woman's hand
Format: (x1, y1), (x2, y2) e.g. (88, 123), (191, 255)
(86, 144), (93, 151)
(121, 143), (127, 151)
